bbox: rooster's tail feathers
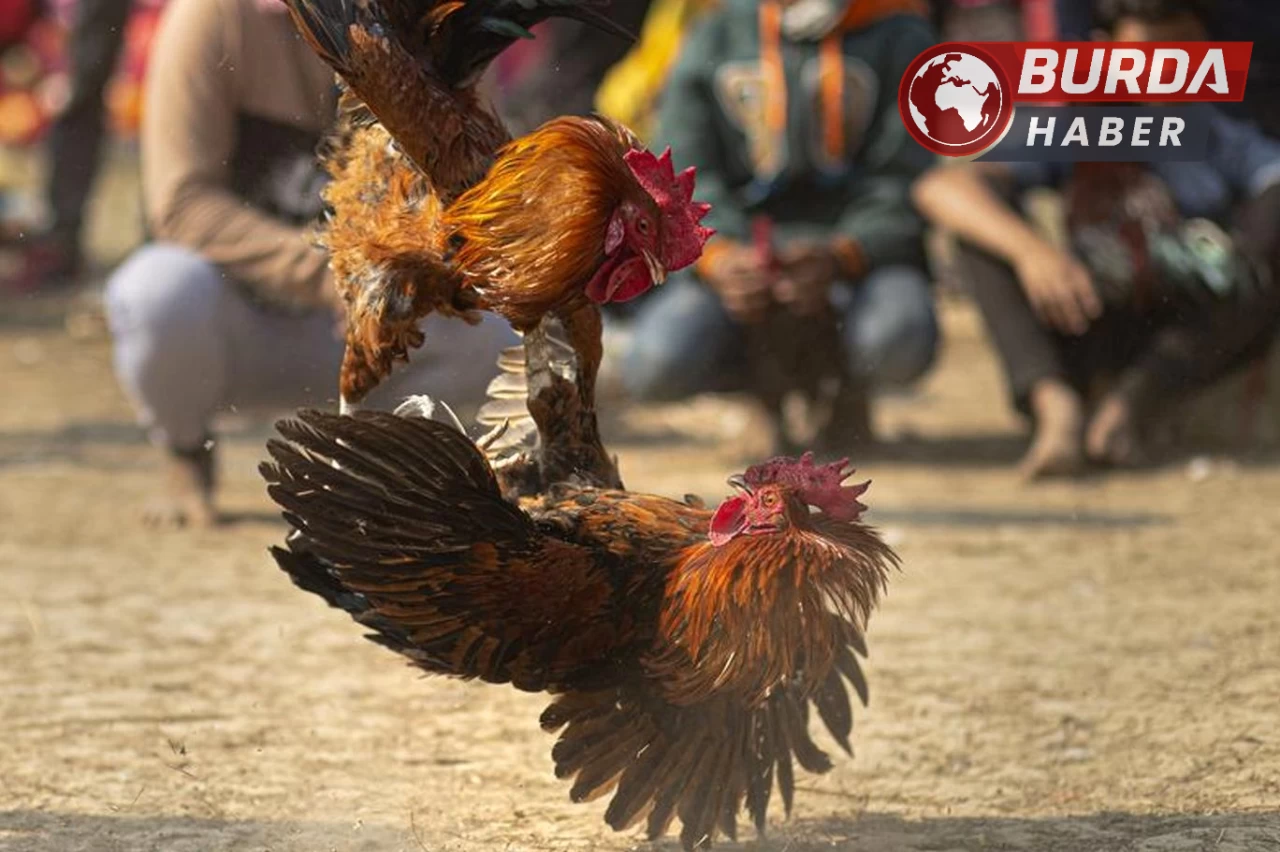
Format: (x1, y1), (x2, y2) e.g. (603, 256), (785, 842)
(261, 408), (532, 667)
(284, 0), (365, 74)
(262, 408), (635, 692)
(287, 0), (633, 88)
(428, 0), (635, 87)
(542, 642), (869, 850)
(270, 541), (432, 657)
(260, 410), (522, 584)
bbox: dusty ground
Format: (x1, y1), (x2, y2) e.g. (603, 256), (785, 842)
(2, 148), (1279, 852)
(3, 288), (1279, 852)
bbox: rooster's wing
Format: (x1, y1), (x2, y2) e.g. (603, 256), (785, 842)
(287, 0), (631, 196)
(262, 408), (657, 691)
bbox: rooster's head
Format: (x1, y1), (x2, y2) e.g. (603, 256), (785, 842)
(709, 453), (871, 546)
(585, 147), (715, 304)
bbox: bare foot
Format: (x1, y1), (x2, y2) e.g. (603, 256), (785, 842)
(1020, 380), (1086, 480)
(143, 442), (218, 529)
(1085, 393), (1146, 468)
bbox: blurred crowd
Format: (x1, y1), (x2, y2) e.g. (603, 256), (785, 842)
(2, 0), (1279, 523)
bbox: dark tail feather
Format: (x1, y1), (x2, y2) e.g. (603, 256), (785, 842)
(271, 542), (366, 615)
(814, 665), (854, 754)
(543, 672), (864, 851)
(434, 0), (635, 87)
(284, 0), (362, 73)
(554, 0), (636, 41)
(269, 542), (430, 659)
(289, 0), (633, 93)
(744, 710), (775, 832)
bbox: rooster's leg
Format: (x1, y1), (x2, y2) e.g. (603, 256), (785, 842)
(559, 302), (603, 412)
(522, 316), (621, 490)
(521, 321), (579, 442)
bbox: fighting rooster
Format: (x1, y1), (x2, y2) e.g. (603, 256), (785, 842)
(263, 389), (898, 846)
(285, 0), (713, 412)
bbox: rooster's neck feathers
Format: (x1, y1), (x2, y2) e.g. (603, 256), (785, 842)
(445, 117), (647, 325)
(650, 521), (896, 706)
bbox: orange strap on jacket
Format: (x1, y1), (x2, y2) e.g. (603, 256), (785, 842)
(758, 0), (787, 178)
(759, 1), (850, 169)
(818, 33), (846, 163)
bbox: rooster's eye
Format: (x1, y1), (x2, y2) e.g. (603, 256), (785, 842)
(761, 493), (777, 507)
(637, 218), (650, 234)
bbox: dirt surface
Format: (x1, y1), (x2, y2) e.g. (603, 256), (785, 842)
(2, 287), (1279, 852)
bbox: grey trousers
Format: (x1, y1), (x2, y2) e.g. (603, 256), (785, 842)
(105, 244), (519, 449)
(621, 265), (939, 402)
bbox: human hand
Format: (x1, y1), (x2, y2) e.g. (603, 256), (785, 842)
(773, 240), (838, 316)
(1013, 239), (1102, 336)
(702, 244), (774, 323)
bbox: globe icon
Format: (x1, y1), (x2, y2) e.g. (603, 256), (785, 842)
(906, 51), (1005, 149)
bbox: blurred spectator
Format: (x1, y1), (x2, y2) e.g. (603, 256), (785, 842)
(914, 0), (1280, 478)
(105, 0), (515, 527)
(595, 0), (713, 140)
(3, 0), (133, 291)
(0, 2), (162, 148)
(622, 0), (939, 452)
(0, 0), (48, 252)
(0, 0), (39, 46)
(1057, 0), (1280, 137)
(930, 0), (1022, 41)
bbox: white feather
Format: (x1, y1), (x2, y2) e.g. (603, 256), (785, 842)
(393, 394), (438, 420)
(393, 394), (466, 434)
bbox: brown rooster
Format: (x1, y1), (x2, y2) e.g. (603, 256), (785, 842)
(262, 406), (898, 848)
(285, 0), (713, 412)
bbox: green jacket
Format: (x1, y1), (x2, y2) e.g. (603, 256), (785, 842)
(658, 0), (935, 271)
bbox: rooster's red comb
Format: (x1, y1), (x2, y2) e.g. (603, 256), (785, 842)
(743, 452), (870, 521)
(624, 146), (715, 271)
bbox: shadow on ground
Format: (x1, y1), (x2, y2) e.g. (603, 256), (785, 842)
(0, 294), (78, 332)
(3, 809), (1277, 852)
(664, 811), (1280, 852)
(867, 506), (1172, 528)
(0, 419), (274, 471)
(0, 810), (411, 852)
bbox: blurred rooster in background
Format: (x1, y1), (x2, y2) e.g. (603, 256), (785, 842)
(262, 316), (899, 847)
(284, 0), (713, 412)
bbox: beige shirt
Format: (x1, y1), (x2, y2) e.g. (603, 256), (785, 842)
(142, 0), (337, 303)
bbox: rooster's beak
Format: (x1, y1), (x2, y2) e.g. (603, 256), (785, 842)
(726, 473), (751, 493)
(643, 250), (667, 285)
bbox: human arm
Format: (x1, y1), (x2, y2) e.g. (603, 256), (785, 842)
(141, 0), (332, 308)
(1209, 110), (1280, 201)
(913, 162), (1102, 335)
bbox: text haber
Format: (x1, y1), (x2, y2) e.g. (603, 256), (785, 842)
(1026, 114), (1186, 148)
